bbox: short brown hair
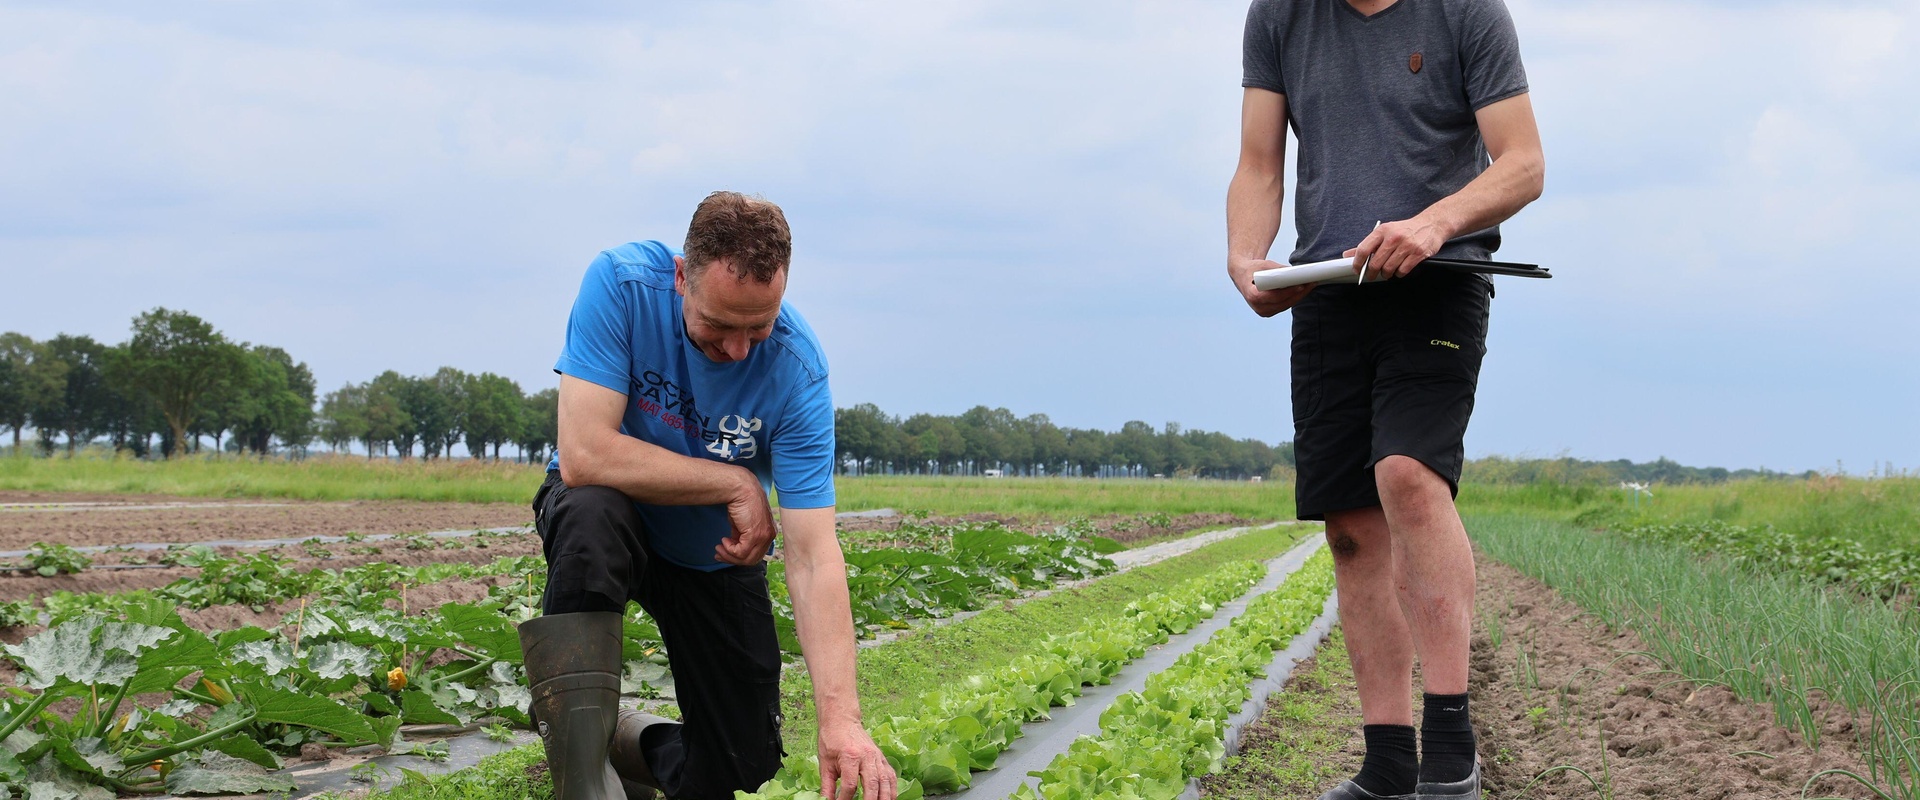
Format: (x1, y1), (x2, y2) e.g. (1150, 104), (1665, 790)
(683, 191), (792, 283)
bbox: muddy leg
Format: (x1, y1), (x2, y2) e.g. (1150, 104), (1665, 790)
(1326, 506), (1415, 725)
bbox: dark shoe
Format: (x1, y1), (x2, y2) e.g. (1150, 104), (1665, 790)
(1319, 780), (1415, 800)
(521, 612), (628, 800)
(610, 709), (676, 798)
(1416, 762), (1481, 800)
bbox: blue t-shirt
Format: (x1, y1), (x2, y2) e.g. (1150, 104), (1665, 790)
(549, 240), (836, 571)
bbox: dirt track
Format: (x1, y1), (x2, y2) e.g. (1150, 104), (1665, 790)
(0, 492), (535, 550)
(1202, 551), (1884, 800)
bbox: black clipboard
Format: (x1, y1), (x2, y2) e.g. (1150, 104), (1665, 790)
(1423, 258), (1551, 279)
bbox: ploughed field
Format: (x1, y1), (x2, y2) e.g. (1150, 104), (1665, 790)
(1, 473), (1914, 800)
(0, 488), (1261, 799)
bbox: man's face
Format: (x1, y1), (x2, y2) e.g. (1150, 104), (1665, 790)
(674, 256), (786, 363)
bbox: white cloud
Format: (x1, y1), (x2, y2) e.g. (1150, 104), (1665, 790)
(0, 0), (1913, 472)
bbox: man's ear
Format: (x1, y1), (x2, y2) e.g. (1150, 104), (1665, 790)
(674, 255), (688, 297)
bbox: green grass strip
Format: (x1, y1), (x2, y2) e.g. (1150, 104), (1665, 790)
(312, 743), (551, 800)
(1470, 513), (1919, 800)
(1015, 549), (1336, 800)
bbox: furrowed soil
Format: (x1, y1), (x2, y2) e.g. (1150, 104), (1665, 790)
(0, 533), (544, 604)
(0, 504), (1253, 627)
(0, 491), (535, 549)
(1201, 550), (1885, 800)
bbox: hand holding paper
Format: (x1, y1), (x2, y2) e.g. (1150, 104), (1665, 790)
(1229, 257), (1317, 317)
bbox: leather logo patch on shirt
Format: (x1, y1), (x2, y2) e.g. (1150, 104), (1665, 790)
(1409, 52), (1423, 73)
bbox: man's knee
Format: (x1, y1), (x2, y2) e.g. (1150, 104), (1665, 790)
(1324, 509), (1387, 564)
(1325, 527), (1362, 560)
(541, 484), (643, 615)
(545, 484), (640, 545)
(1374, 455), (1446, 503)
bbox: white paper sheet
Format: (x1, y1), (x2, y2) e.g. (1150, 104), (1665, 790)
(1250, 257), (1366, 291)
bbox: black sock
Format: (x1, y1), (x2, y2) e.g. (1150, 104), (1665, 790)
(1419, 692), (1476, 784)
(1354, 724), (1418, 796)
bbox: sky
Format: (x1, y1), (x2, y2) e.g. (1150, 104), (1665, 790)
(1, 0), (1915, 474)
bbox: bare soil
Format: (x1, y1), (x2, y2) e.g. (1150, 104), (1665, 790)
(0, 533), (543, 604)
(1201, 550), (1886, 800)
(0, 492), (533, 550)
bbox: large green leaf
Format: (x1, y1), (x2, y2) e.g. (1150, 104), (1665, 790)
(231, 640), (298, 677)
(240, 683), (377, 743)
(399, 690), (460, 725)
(437, 603), (522, 662)
(42, 737), (120, 778)
(369, 715), (404, 749)
(205, 734), (282, 771)
(305, 641), (380, 682)
(213, 626), (275, 650)
(4, 616), (173, 690)
(137, 626), (218, 670)
(163, 751), (296, 795)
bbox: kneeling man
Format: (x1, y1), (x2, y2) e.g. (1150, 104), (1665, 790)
(520, 191), (897, 800)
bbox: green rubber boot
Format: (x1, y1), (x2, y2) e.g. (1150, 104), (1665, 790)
(520, 612), (627, 800)
(611, 709), (676, 799)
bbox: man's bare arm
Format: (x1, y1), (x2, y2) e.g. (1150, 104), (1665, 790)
(1349, 93), (1547, 278)
(555, 375), (774, 564)
(1226, 87), (1314, 317)
(783, 506), (897, 800)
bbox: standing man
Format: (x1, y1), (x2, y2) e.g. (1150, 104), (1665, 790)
(1226, 1), (1543, 799)
(521, 191), (898, 800)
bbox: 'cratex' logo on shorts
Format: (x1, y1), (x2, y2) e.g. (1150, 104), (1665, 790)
(1430, 339), (1461, 350)
(706, 415), (763, 461)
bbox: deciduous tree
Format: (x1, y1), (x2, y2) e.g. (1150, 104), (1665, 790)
(120, 309), (244, 458)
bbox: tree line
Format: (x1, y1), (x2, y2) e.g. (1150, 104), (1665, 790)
(834, 403), (1291, 479)
(4, 309), (1292, 475)
(0, 310), (557, 462)
(1462, 454), (1821, 485)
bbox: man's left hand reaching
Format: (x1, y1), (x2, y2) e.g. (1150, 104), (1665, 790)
(819, 719), (897, 800)
(1345, 215), (1450, 281)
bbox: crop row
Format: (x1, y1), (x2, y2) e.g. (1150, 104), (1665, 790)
(1013, 549), (1335, 800)
(1472, 513), (1919, 800)
(735, 559), (1274, 799)
(0, 598), (542, 797)
(0, 520), (1118, 798)
(3, 518), (1115, 638)
(1608, 520), (1919, 602)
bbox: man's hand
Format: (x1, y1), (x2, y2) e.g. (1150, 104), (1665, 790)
(714, 471), (776, 565)
(819, 719), (897, 800)
(1344, 216), (1449, 281)
(1228, 257), (1314, 317)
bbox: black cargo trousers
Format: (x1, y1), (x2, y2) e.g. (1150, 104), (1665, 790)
(532, 471), (786, 800)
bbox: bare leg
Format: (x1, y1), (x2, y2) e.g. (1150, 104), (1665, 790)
(1374, 455), (1474, 695)
(1325, 506), (1415, 726)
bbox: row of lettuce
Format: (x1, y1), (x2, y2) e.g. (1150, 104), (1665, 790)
(738, 549), (1338, 800)
(0, 520), (1123, 797)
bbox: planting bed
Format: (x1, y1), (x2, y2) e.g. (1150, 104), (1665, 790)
(0, 492), (534, 550)
(1203, 548), (1891, 800)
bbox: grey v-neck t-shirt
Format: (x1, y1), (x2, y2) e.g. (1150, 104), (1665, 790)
(1242, 0), (1529, 265)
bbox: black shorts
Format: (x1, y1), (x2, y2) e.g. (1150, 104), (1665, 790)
(1290, 270), (1491, 520)
(532, 472), (785, 800)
